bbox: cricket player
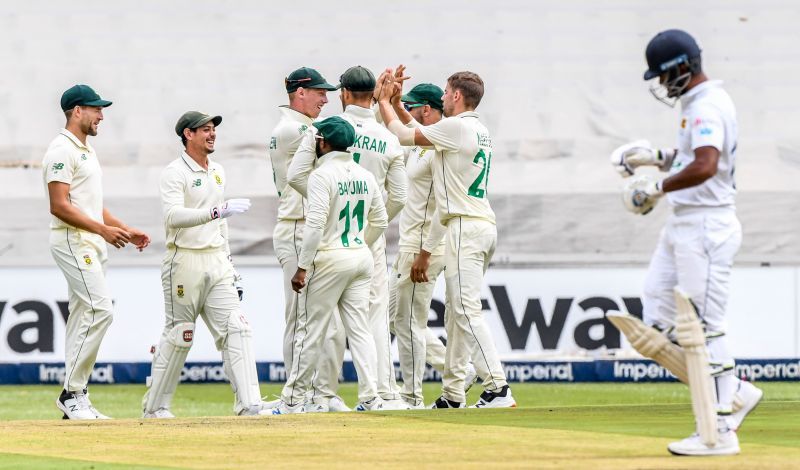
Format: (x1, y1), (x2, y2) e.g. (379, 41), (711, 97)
(267, 67), (351, 411)
(274, 116), (388, 414)
(380, 79), (478, 407)
(45, 84), (151, 420)
(611, 29), (762, 455)
(287, 66), (409, 410)
(142, 111), (269, 418)
(377, 71), (515, 408)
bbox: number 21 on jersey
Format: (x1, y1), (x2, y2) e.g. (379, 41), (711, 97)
(468, 149), (491, 198)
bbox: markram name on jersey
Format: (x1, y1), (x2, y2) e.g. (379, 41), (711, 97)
(419, 111), (496, 225)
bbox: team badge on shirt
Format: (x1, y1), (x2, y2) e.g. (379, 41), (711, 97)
(214, 173), (223, 186)
(177, 284), (185, 298)
(83, 254), (92, 265)
(81, 154), (87, 161)
(681, 118), (687, 129)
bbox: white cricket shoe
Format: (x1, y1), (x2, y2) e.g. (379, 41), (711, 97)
(238, 402), (276, 416)
(404, 400), (426, 410)
(328, 396), (352, 412)
(730, 381), (763, 431)
(464, 363), (479, 393)
(355, 398), (384, 411)
(303, 402), (330, 413)
(83, 390), (111, 419)
(381, 399), (412, 411)
(259, 397), (282, 410)
(430, 396), (465, 409)
(271, 401), (306, 415)
(143, 408), (176, 419)
(471, 385), (517, 408)
(57, 390), (97, 420)
(668, 430), (740, 456)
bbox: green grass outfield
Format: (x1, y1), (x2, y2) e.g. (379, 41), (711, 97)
(0, 382), (798, 469)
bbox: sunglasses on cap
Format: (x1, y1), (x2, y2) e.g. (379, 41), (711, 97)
(403, 102), (426, 111)
(284, 77), (313, 86)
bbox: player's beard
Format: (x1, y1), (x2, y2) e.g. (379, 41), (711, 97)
(314, 139), (323, 158)
(82, 119), (98, 136)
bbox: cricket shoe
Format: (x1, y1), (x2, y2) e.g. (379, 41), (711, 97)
(328, 396), (352, 412)
(271, 401), (305, 415)
(429, 396), (465, 409)
(143, 408), (176, 419)
(303, 402), (330, 413)
(260, 396), (282, 410)
(381, 399), (412, 411)
(402, 398), (426, 409)
(471, 385), (517, 408)
(238, 402), (276, 416)
(464, 363), (479, 393)
(668, 430), (740, 456)
(57, 389), (96, 420)
(355, 398), (384, 411)
(730, 381), (763, 431)
(83, 389), (111, 419)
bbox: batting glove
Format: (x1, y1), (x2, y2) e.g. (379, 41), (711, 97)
(210, 198), (251, 220)
(611, 140), (677, 176)
(622, 174), (664, 215)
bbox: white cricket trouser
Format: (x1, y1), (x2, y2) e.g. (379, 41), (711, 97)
(389, 251), (447, 405)
(50, 228), (113, 393)
(273, 220), (304, 375)
(368, 235), (399, 400)
(643, 207), (741, 333)
(282, 248), (377, 405)
(313, 235), (398, 401)
(643, 206), (742, 412)
(158, 248), (259, 413)
(442, 217), (507, 403)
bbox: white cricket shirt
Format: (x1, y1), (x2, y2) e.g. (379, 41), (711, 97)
(298, 151), (387, 270)
(418, 111), (496, 225)
(398, 146), (446, 256)
(269, 106), (313, 221)
(160, 152), (229, 251)
(669, 80), (738, 208)
(42, 129), (103, 230)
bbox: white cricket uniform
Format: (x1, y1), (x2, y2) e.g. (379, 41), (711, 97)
(419, 111), (508, 403)
(44, 129), (113, 393)
(288, 105), (407, 402)
(281, 150), (388, 406)
(144, 151), (262, 415)
(388, 144), (449, 405)
(268, 106), (313, 375)
(642, 80), (741, 412)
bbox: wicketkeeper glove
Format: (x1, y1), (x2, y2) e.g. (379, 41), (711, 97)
(210, 198), (251, 220)
(610, 140), (677, 176)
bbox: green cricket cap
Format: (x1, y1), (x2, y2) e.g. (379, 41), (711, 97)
(401, 83), (444, 111)
(314, 116), (356, 150)
(285, 67), (337, 93)
(337, 65), (376, 92)
(175, 111), (222, 137)
(60, 84), (113, 111)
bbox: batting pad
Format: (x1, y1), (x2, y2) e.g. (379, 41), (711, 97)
(222, 313), (262, 414)
(142, 322), (194, 414)
(674, 287), (719, 447)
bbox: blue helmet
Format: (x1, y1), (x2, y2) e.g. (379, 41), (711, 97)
(643, 29), (703, 106)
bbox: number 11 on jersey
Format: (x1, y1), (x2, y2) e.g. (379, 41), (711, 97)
(338, 199), (365, 247)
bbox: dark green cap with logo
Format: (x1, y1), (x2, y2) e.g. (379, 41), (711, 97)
(337, 65), (376, 92)
(401, 83), (444, 111)
(285, 67), (337, 93)
(175, 111), (222, 137)
(314, 116), (356, 150)
(60, 84), (113, 111)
